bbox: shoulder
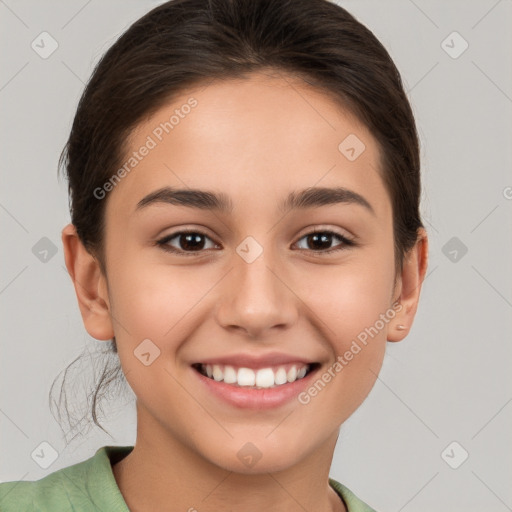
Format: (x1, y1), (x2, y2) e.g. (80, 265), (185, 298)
(0, 445), (133, 511)
(329, 477), (380, 512)
(0, 455), (91, 511)
(0, 448), (100, 511)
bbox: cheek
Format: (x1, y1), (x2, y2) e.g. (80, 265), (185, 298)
(105, 258), (216, 397)
(108, 259), (213, 342)
(298, 254), (394, 399)
(304, 255), (395, 341)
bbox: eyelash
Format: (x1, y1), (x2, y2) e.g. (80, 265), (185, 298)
(155, 228), (356, 257)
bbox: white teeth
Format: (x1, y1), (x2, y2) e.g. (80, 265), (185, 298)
(255, 368), (274, 388)
(223, 365), (237, 384)
(287, 366), (297, 382)
(275, 367), (288, 385)
(198, 363), (311, 388)
(212, 364), (223, 381)
(237, 367), (255, 386)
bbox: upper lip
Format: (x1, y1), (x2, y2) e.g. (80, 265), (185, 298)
(193, 352), (318, 370)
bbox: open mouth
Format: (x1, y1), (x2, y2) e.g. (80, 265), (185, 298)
(192, 362), (320, 389)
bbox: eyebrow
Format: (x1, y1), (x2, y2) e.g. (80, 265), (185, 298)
(135, 186), (375, 216)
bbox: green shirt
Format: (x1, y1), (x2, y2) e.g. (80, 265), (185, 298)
(0, 445), (378, 511)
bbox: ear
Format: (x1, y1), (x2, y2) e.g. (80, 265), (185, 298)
(61, 223), (114, 341)
(387, 227), (429, 342)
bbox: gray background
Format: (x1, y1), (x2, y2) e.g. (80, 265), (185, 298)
(1, 1), (511, 511)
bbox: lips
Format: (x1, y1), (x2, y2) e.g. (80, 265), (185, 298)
(191, 358), (321, 409)
(189, 352), (322, 409)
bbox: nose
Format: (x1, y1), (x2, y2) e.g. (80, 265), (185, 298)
(214, 247), (299, 339)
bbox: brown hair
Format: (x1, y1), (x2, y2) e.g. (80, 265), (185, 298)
(52, 0), (423, 440)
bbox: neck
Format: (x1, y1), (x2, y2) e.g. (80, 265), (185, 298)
(112, 408), (346, 512)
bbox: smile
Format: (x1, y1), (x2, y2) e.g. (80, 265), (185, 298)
(192, 362), (319, 389)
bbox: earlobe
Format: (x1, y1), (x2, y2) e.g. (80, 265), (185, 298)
(61, 223), (114, 341)
(388, 228), (429, 342)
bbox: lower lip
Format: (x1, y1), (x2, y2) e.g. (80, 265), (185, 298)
(192, 366), (319, 410)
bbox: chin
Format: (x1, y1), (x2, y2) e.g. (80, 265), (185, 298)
(199, 436), (311, 475)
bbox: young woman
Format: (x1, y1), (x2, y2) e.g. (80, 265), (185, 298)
(0, 0), (428, 510)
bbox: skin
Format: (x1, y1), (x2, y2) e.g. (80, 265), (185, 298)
(62, 70), (428, 512)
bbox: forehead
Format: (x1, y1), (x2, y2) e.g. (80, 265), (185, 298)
(106, 71), (389, 218)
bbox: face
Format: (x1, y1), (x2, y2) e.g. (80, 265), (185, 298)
(95, 71), (402, 473)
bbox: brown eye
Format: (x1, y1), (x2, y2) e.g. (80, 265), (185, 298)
(157, 230), (218, 255)
(295, 230), (354, 253)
